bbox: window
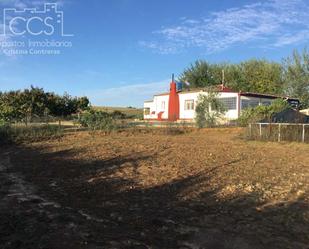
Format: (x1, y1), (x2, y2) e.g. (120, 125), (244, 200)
(241, 99), (250, 109)
(184, 100), (195, 110)
(241, 99), (259, 109)
(161, 101), (165, 110)
(261, 100), (272, 106)
(144, 108), (150, 115)
(249, 100), (260, 107)
(220, 97), (237, 110)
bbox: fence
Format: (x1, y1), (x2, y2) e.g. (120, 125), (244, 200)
(248, 123), (309, 143)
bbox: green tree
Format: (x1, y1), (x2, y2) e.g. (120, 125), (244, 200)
(179, 59), (284, 94)
(0, 87), (90, 124)
(179, 60), (222, 88)
(195, 90), (226, 128)
(238, 59), (284, 94)
(283, 48), (309, 108)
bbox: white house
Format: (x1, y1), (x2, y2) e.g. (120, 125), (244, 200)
(144, 81), (300, 122)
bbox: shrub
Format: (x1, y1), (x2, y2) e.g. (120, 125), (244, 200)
(195, 91), (226, 128)
(111, 110), (126, 119)
(77, 110), (117, 132)
(238, 99), (289, 126)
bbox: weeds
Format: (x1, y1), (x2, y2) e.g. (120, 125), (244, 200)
(0, 124), (64, 145)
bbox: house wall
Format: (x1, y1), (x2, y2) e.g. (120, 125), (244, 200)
(179, 92), (201, 120)
(143, 101), (156, 119)
(144, 91), (240, 121)
(179, 91), (239, 120)
(143, 95), (169, 120)
(144, 89), (297, 122)
(154, 95), (169, 119)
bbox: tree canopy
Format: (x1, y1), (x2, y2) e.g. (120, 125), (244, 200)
(0, 86), (90, 123)
(283, 48), (309, 108)
(179, 48), (309, 108)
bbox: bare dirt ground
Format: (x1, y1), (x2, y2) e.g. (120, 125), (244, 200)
(0, 128), (308, 249)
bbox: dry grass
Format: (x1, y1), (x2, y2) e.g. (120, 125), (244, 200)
(92, 106), (143, 117)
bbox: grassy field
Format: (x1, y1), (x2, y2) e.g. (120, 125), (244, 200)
(0, 128), (308, 248)
(93, 106), (143, 117)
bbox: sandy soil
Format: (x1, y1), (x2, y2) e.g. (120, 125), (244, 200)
(0, 128), (308, 249)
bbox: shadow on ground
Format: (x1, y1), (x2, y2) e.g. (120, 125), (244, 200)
(0, 144), (308, 249)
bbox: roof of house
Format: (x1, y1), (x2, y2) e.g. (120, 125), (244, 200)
(153, 84), (237, 97)
(145, 84), (299, 102)
(240, 92), (299, 101)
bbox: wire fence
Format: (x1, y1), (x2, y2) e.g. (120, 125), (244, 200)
(248, 123), (309, 143)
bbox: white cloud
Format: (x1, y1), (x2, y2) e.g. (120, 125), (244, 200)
(87, 79), (170, 107)
(140, 0), (309, 54)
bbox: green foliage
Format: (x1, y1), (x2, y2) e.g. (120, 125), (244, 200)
(179, 60), (221, 88)
(179, 59), (284, 94)
(195, 91), (226, 128)
(179, 49), (309, 108)
(238, 99), (289, 126)
(283, 48), (309, 108)
(77, 110), (117, 132)
(235, 60), (284, 94)
(0, 86), (90, 123)
(111, 110), (126, 119)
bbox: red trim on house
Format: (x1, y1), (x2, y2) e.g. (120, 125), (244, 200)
(157, 112), (164, 121)
(218, 84), (234, 92)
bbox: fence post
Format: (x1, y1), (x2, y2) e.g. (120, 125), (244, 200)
(249, 123), (252, 138)
(278, 123), (281, 142)
(302, 124), (305, 143)
(259, 123), (262, 138)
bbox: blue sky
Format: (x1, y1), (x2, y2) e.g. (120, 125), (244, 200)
(0, 0), (308, 107)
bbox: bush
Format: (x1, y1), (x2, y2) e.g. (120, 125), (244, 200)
(111, 110), (126, 119)
(195, 91), (226, 128)
(238, 107), (265, 127)
(238, 99), (289, 126)
(77, 111), (117, 132)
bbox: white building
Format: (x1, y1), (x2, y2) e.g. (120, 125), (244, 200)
(144, 82), (300, 122)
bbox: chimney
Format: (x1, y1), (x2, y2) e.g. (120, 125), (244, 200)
(168, 75), (180, 121)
